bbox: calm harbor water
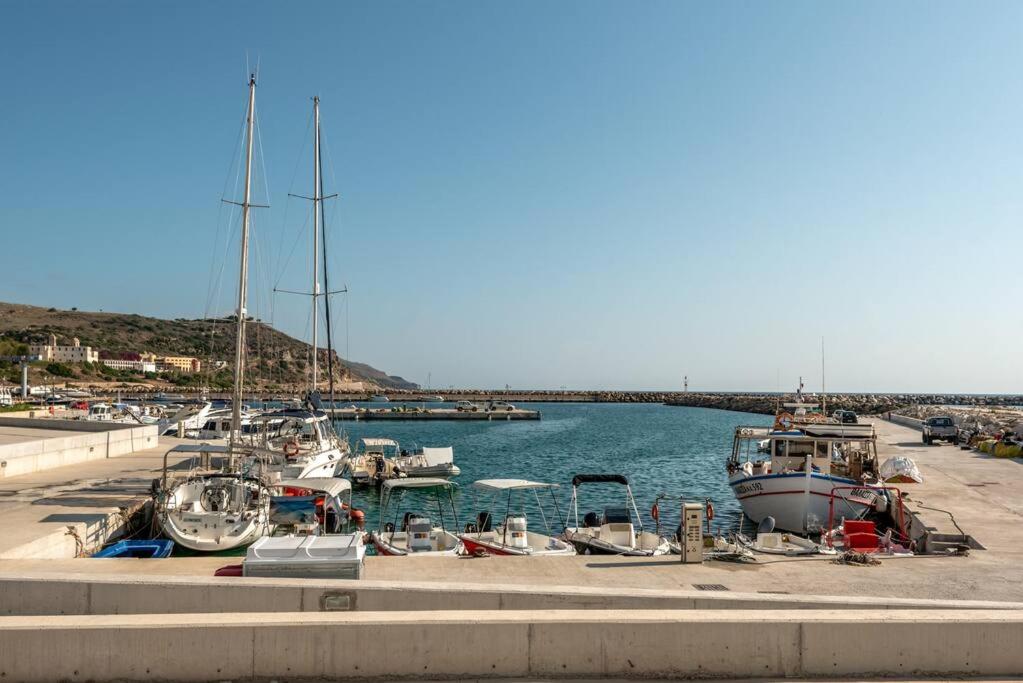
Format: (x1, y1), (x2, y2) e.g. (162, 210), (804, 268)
(335, 402), (773, 535)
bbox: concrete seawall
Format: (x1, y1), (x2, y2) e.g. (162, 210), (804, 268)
(5, 572), (1022, 616)
(0, 418), (158, 478)
(1, 609), (1021, 680)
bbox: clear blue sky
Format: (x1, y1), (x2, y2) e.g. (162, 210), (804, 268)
(1, 2), (1020, 393)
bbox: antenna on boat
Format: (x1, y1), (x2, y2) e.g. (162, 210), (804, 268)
(821, 336), (826, 416)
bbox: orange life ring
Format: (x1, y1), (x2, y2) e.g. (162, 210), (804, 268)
(650, 502), (660, 522)
(284, 440), (300, 457)
(705, 500), (715, 521)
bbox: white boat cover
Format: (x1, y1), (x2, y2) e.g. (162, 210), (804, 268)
(879, 457), (923, 484)
(381, 477), (454, 491)
(360, 437), (399, 448)
(472, 478), (559, 490)
(418, 446), (454, 466)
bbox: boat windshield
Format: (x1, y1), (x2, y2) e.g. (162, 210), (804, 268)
(602, 507), (631, 524)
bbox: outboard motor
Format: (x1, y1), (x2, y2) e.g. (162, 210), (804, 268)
(407, 516), (433, 552)
(757, 516), (776, 534)
(504, 515), (529, 550)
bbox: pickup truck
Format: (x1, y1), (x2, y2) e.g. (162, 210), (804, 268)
(922, 416), (958, 445)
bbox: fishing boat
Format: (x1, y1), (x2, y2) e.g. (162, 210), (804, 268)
(154, 443), (275, 552)
(153, 73), (274, 553)
(727, 422), (885, 533)
(458, 479), (575, 556)
(561, 474), (670, 556)
(370, 395), (390, 402)
(370, 478), (461, 556)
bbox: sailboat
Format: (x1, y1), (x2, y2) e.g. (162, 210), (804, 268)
(259, 95), (350, 479)
(153, 74), (275, 552)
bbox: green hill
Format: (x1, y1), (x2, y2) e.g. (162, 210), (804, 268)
(0, 302), (416, 391)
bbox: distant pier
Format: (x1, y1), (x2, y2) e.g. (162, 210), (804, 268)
(329, 407), (541, 421)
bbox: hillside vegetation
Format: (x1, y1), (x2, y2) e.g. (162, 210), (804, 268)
(0, 302), (416, 391)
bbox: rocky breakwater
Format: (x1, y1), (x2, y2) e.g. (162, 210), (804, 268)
(665, 393), (906, 416)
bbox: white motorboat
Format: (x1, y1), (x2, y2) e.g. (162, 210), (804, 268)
(395, 444), (460, 478)
(159, 401), (214, 436)
(458, 479), (575, 556)
(245, 408), (349, 480)
(727, 423), (885, 533)
(154, 444), (274, 552)
(370, 478), (461, 556)
(562, 474), (670, 556)
(346, 437), (403, 486)
(186, 407), (257, 439)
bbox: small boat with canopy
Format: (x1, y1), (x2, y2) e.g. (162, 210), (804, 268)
(458, 479), (575, 556)
(370, 478), (461, 556)
(561, 474), (669, 556)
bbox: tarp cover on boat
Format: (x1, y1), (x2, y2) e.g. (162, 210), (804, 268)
(572, 474), (629, 487)
(418, 446), (454, 466)
(269, 496), (318, 525)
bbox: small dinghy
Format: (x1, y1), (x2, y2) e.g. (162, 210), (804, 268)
(736, 516), (834, 556)
(93, 539), (174, 559)
(737, 531), (834, 556)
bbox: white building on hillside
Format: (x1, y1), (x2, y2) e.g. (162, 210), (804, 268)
(29, 335), (98, 364)
(101, 359), (157, 373)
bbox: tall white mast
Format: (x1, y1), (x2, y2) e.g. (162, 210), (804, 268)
(311, 96), (321, 393)
(230, 73), (257, 452)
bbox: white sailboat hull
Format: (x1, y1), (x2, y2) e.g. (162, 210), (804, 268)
(158, 477), (270, 552)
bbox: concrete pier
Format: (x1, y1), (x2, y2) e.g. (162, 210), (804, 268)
(0, 418), (158, 478)
(0, 435), (192, 559)
(332, 406), (542, 420)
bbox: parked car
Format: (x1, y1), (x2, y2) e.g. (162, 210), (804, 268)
(486, 400), (515, 412)
(838, 410), (858, 424)
(922, 416), (958, 445)
(455, 400), (479, 412)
